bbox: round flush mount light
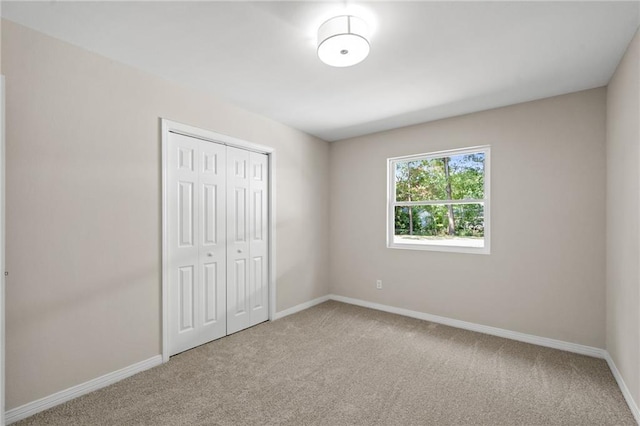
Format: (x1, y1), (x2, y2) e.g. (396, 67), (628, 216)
(317, 15), (370, 67)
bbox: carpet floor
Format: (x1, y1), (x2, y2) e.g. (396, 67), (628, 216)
(16, 301), (635, 425)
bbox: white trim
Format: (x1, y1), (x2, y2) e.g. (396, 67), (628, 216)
(281, 294), (639, 421)
(604, 352), (640, 424)
(160, 118), (276, 363)
(328, 294), (605, 358)
(268, 153), (277, 323)
(5, 355), (162, 425)
(0, 75), (5, 426)
(388, 240), (488, 255)
(4, 295), (638, 424)
(273, 295), (331, 320)
(395, 199), (485, 207)
(388, 145), (491, 163)
(162, 119), (273, 155)
(386, 145), (491, 255)
(161, 119), (170, 363)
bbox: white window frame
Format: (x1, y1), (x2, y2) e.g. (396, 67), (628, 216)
(387, 145), (491, 255)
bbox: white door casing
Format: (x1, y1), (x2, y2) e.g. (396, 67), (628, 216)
(1, 75), (6, 426)
(163, 120), (274, 359)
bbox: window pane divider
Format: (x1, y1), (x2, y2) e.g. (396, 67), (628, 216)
(393, 199), (485, 206)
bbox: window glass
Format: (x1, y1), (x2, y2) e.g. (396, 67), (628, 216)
(388, 147), (490, 253)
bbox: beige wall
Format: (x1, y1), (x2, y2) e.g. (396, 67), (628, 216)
(606, 28), (640, 409)
(330, 88), (607, 348)
(2, 12), (634, 416)
(1, 20), (330, 409)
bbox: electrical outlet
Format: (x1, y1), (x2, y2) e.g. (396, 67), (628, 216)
(376, 279), (382, 290)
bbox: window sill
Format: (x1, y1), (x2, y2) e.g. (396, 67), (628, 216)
(387, 238), (490, 255)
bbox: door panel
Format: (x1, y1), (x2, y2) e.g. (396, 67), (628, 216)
(235, 259), (247, 314)
(249, 152), (269, 325)
(178, 182), (194, 246)
(202, 262), (218, 324)
(226, 146), (251, 334)
(179, 266), (195, 331)
(202, 185), (217, 245)
(168, 133), (226, 356)
(168, 133), (201, 355)
(197, 140), (227, 342)
(234, 188), (246, 242)
(252, 257), (263, 310)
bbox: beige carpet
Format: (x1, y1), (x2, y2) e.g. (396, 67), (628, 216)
(16, 301), (635, 425)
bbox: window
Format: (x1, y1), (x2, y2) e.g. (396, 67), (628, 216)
(387, 146), (490, 254)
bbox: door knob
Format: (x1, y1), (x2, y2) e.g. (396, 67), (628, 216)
(207, 252), (213, 257)
(237, 249), (243, 253)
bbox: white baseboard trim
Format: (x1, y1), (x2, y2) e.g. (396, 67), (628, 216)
(328, 294), (606, 359)
(604, 352), (640, 424)
(329, 294), (640, 422)
(273, 295), (331, 320)
(6, 296), (638, 425)
(5, 355), (162, 424)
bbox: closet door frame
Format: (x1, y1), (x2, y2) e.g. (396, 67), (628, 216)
(161, 118), (276, 363)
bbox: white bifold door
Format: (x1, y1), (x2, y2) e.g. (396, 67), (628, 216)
(168, 132), (269, 356)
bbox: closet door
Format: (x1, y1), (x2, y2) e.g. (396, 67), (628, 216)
(198, 140), (227, 343)
(168, 133), (226, 356)
(226, 148), (269, 333)
(248, 151), (269, 326)
(226, 147), (251, 334)
(168, 133), (269, 353)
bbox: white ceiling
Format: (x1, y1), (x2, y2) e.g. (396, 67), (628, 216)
(3, 1), (639, 141)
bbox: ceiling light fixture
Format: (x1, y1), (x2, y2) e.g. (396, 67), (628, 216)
(317, 15), (370, 67)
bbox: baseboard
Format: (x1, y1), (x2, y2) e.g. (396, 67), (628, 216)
(5, 355), (162, 424)
(273, 295), (331, 320)
(328, 295), (640, 420)
(605, 352), (640, 424)
(6, 297), (637, 424)
(274, 293), (606, 359)
(4, 294), (323, 423)
(328, 294), (606, 359)
(276, 294), (638, 422)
